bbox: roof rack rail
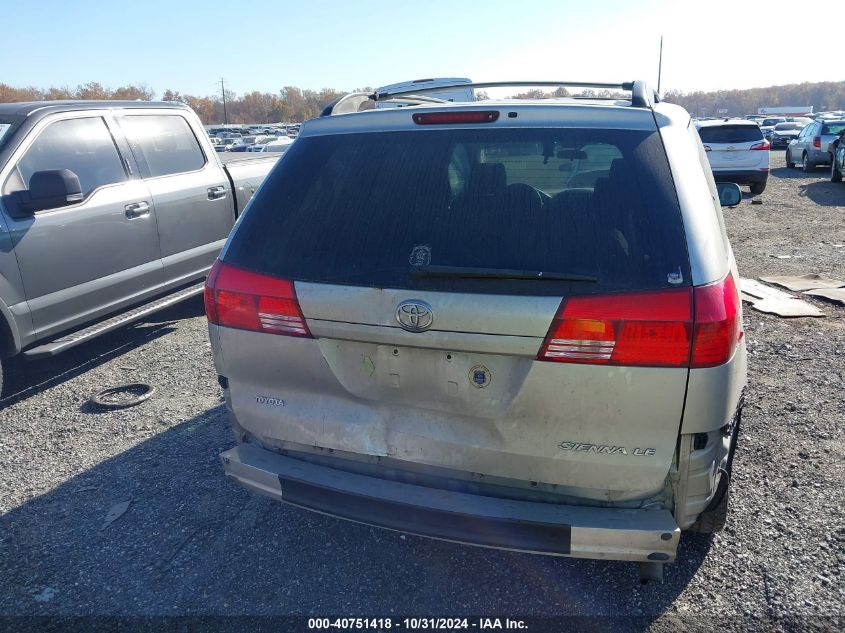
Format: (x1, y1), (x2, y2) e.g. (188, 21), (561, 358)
(366, 80), (658, 108)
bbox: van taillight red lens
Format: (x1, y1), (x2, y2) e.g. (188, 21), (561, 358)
(412, 111), (499, 125)
(750, 140), (770, 150)
(538, 288), (693, 367)
(690, 273), (741, 368)
(538, 275), (742, 369)
(813, 136), (821, 148)
(204, 260), (311, 337)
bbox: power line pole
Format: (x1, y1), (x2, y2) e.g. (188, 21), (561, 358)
(657, 36), (664, 95)
(220, 77), (228, 125)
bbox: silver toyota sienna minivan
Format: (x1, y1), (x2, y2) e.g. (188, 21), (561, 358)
(205, 81), (747, 582)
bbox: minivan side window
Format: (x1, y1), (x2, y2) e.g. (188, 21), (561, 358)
(16, 117), (127, 197)
(119, 115), (206, 178)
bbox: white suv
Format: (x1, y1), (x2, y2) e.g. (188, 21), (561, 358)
(697, 119), (770, 195)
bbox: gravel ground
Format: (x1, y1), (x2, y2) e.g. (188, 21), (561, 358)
(0, 152), (843, 632)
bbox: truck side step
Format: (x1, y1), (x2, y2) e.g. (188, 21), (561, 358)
(23, 283), (205, 359)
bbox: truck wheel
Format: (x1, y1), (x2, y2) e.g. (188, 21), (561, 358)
(687, 474), (730, 533)
(802, 153), (815, 172)
(785, 149), (795, 168)
(832, 160), (843, 183)
(749, 182), (766, 195)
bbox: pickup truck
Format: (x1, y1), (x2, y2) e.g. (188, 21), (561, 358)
(0, 101), (278, 395)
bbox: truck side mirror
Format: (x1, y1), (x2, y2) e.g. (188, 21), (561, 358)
(716, 182), (742, 207)
(17, 169), (83, 212)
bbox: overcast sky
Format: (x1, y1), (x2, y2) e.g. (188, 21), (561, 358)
(4, 0), (840, 98)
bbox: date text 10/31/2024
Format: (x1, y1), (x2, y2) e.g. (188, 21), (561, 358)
(308, 617), (528, 630)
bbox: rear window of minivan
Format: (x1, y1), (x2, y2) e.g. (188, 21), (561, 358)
(698, 125), (763, 144)
(225, 127), (690, 296)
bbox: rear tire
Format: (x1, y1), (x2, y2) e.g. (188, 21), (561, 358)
(688, 474), (730, 533)
(832, 159), (843, 183)
(785, 149), (795, 168)
(802, 153), (815, 172)
(749, 181), (766, 195)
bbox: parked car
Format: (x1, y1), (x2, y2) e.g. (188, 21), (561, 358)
(769, 122), (805, 149)
(259, 137), (294, 153)
(229, 136), (258, 152)
(247, 135), (276, 152)
(759, 117), (787, 140)
(205, 79), (746, 583)
(697, 119), (770, 194)
(786, 119), (845, 171)
(0, 101), (279, 395)
(813, 111), (845, 120)
(830, 130), (845, 182)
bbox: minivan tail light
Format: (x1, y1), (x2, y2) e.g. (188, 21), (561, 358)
(412, 111), (499, 125)
(690, 273), (742, 368)
(750, 140), (770, 150)
(813, 136), (821, 148)
(204, 260), (311, 337)
(537, 274), (742, 368)
(537, 288), (693, 367)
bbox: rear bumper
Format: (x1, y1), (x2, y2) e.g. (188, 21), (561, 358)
(220, 443), (681, 563)
(770, 137), (795, 148)
(712, 169), (768, 185)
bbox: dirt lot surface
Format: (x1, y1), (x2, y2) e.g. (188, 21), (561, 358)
(0, 152), (843, 632)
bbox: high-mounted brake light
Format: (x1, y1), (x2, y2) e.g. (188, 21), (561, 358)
(813, 136), (821, 148)
(537, 274), (742, 368)
(412, 111), (499, 125)
(204, 260), (311, 337)
(750, 140), (770, 150)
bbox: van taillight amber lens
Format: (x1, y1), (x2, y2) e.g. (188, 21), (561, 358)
(204, 260), (311, 337)
(538, 274), (741, 368)
(538, 288), (693, 367)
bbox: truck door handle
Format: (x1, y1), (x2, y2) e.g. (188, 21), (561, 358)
(207, 185), (228, 200)
(124, 201), (150, 219)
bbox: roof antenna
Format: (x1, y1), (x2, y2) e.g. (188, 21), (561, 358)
(657, 36), (664, 96)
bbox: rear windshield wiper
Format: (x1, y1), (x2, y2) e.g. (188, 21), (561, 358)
(410, 265), (597, 282)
